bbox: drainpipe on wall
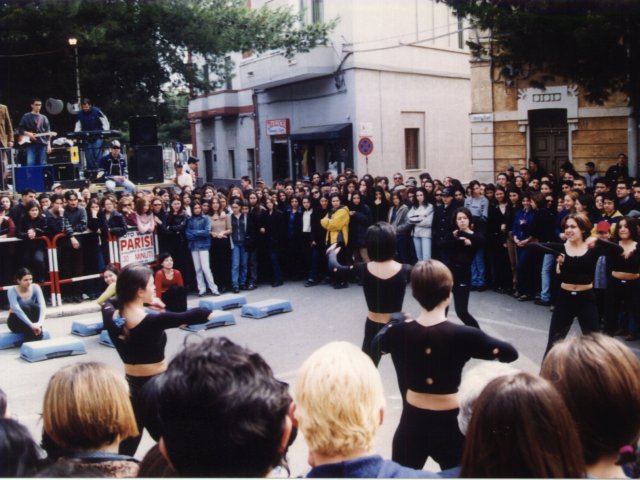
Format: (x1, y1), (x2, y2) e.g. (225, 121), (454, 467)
(629, 116), (638, 178)
(253, 92), (260, 183)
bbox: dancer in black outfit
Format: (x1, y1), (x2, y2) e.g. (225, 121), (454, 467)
(602, 216), (640, 339)
(101, 264), (215, 456)
(374, 260), (518, 470)
(531, 213), (620, 356)
(440, 207), (483, 328)
(358, 222), (412, 366)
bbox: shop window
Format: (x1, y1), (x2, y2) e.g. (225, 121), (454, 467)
(405, 128), (419, 169)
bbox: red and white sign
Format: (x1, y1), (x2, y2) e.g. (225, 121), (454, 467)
(266, 118), (290, 136)
(119, 231), (155, 267)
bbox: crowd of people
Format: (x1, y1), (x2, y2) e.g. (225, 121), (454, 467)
(2, 154), (640, 476)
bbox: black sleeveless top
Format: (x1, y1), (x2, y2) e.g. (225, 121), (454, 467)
(357, 263), (412, 313)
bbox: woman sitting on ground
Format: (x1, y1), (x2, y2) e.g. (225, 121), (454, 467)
(7, 268), (46, 342)
(154, 253), (187, 312)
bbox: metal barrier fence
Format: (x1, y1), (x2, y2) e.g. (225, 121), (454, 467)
(0, 227), (159, 307)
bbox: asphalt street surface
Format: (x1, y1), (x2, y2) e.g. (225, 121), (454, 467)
(2, 282), (639, 475)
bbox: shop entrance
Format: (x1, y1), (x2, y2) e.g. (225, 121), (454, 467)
(290, 123), (352, 181)
(271, 140), (290, 181)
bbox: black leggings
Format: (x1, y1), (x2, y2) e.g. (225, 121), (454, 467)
(544, 289), (599, 357)
(392, 402), (464, 470)
(7, 304), (42, 341)
(119, 374), (155, 457)
(452, 283), (480, 328)
(161, 286), (188, 312)
(604, 277), (640, 335)
(362, 318), (386, 366)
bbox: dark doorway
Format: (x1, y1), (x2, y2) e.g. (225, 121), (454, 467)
(529, 109), (568, 178)
(271, 141), (290, 181)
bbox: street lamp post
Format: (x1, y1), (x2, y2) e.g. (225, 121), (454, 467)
(68, 37), (81, 107)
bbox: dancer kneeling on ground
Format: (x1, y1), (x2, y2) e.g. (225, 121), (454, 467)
(294, 341), (437, 478)
(101, 263), (215, 457)
(373, 259), (518, 470)
(358, 222), (412, 366)
(7, 267), (46, 342)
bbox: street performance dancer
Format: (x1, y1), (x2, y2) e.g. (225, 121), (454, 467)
(101, 263), (214, 456)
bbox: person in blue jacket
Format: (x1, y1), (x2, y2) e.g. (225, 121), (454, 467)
(185, 201), (219, 297)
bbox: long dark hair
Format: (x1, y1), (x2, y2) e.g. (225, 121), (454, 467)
(116, 263), (153, 306)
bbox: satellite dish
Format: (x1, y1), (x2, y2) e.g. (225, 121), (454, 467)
(66, 102), (80, 115)
(45, 98), (64, 115)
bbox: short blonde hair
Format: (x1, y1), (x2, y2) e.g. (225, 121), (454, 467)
(43, 362), (138, 450)
(294, 341), (385, 457)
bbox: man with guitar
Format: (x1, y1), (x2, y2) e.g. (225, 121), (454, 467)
(17, 98), (53, 166)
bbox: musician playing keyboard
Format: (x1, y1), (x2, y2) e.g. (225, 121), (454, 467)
(17, 98), (52, 166)
(75, 98), (110, 170)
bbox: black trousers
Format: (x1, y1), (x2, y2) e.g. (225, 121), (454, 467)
(119, 374), (155, 457)
(362, 318), (386, 366)
(7, 304), (42, 341)
(392, 402), (464, 471)
(604, 277), (640, 335)
(452, 283), (480, 328)
(544, 289), (599, 357)
(161, 286), (187, 312)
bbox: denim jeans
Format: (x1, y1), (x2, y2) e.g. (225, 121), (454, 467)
(471, 247), (486, 287)
(106, 178), (137, 193)
(232, 244), (248, 288)
(26, 143), (47, 166)
(540, 253), (555, 302)
(412, 236), (432, 261)
(84, 138), (104, 170)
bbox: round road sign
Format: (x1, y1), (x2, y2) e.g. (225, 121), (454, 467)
(358, 137), (374, 156)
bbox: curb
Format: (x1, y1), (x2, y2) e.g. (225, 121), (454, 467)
(0, 303), (101, 325)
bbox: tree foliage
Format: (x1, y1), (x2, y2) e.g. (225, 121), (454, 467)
(443, 0), (640, 112)
(0, 0), (335, 138)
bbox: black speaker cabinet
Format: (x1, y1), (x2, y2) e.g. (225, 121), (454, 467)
(129, 145), (164, 184)
(48, 147), (72, 165)
(129, 115), (158, 146)
(14, 165), (54, 192)
(54, 163), (79, 181)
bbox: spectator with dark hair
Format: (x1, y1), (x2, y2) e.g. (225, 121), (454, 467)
(0, 418), (44, 477)
(261, 196), (285, 287)
(388, 191), (412, 264)
(0, 388), (7, 418)
(16, 200), (47, 284)
(155, 253), (187, 312)
(407, 187), (434, 261)
(58, 190), (87, 303)
(460, 373), (585, 478)
(8, 188), (36, 225)
(157, 336), (294, 477)
(605, 153), (629, 185)
(185, 201), (220, 297)
(348, 191), (372, 264)
(230, 200), (252, 293)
